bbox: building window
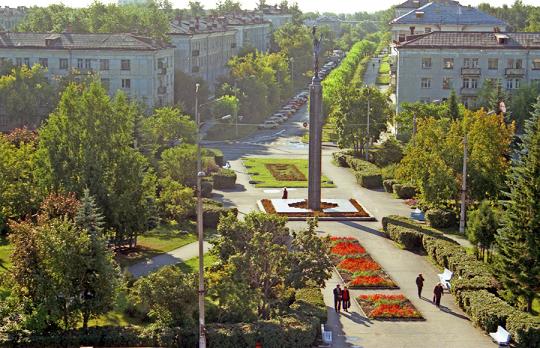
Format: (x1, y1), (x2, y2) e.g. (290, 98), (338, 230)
(516, 59), (523, 69)
(463, 78), (478, 89)
(442, 77), (453, 90)
(231, 42), (237, 48)
(121, 78), (131, 89)
(157, 58), (165, 69)
(192, 50), (200, 57)
(192, 66), (200, 73)
(507, 58), (522, 69)
(38, 58), (48, 68)
(506, 79), (513, 89)
(421, 78), (431, 89)
(84, 59), (91, 69)
(424, 27), (431, 33)
(533, 58), (540, 70)
(488, 58), (498, 70)
(100, 59), (109, 71)
(464, 58), (479, 68)
(60, 58), (68, 70)
(121, 59), (130, 71)
(15, 58), (22, 67)
(101, 78), (110, 92)
(77, 58), (84, 69)
(422, 57), (432, 69)
(23, 58), (30, 66)
(443, 58), (454, 69)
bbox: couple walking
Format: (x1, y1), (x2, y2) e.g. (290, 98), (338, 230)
(333, 284), (351, 313)
(415, 273), (444, 307)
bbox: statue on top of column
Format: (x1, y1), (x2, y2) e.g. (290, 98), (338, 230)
(312, 26), (322, 78)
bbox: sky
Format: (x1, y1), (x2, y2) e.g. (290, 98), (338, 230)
(3, 0), (538, 14)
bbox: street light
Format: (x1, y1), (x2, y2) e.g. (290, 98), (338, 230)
(195, 83), (206, 348)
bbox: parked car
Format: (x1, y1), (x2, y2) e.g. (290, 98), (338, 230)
(269, 116), (285, 124)
(258, 120), (278, 129)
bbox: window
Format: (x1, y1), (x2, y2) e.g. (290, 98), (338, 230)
(100, 59), (109, 71)
(516, 59), (523, 69)
(15, 58), (22, 67)
(464, 58), (479, 68)
(231, 42), (237, 48)
(84, 58), (91, 69)
(121, 59), (130, 71)
(192, 50), (200, 57)
(471, 78), (478, 89)
(101, 78), (110, 92)
(506, 58), (522, 69)
(488, 58), (498, 70)
(533, 58), (540, 70)
(398, 33), (406, 42)
(424, 27), (431, 33)
(506, 79), (513, 89)
(515, 79), (521, 88)
(443, 58), (454, 69)
(192, 66), (200, 73)
(462, 78), (478, 89)
(38, 58), (48, 68)
(77, 58), (84, 69)
(421, 78), (431, 89)
(442, 77), (453, 89)
(59, 58), (68, 70)
(23, 58), (30, 66)
(121, 78), (131, 89)
(422, 57), (432, 69)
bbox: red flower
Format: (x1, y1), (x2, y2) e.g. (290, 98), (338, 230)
(359, 294), (406, 302)
(349, 275), (388, 286)
(331, 242), (366, 256)
(337, 257), (380, 272)
(357, 294), (422, 319)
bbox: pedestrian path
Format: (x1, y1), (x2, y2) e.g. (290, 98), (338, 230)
(128, 241), (211, 278)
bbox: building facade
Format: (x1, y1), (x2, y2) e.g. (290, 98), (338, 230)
(260, 5), (293, 30)
(0, 32), (174, 114)
(391, 2), (507, 43)
(396, 32), (540, 110)
(169, 18), (237, 88)
(225, 14), (271, 53)
(0, 6), (27, 31)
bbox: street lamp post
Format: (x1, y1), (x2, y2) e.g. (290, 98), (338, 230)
(195, 83), (206, 348)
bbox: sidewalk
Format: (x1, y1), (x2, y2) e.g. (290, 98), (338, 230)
(128, 241), (211, 278)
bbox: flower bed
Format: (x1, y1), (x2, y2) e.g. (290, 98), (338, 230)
(260, 199), (371, 218)
(329, 237), (398, 289)
(357, 294), (424, 320)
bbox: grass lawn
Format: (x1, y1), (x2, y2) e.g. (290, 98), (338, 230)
(177, 253), (218, 274)
(243, 157), (336, 188)
(115, 222), (216, 268)
(376, 74), (390, 85)
(204, 123), (258, 141)
(85, 290), (143, 328)
(0, 235), (13, 272)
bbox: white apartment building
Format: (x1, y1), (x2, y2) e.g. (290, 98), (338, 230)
(225, 14), (271, 53)
(396, 32), (540, 110)
(391, 2), (507, 43)
(169, 17), (238, 88)
(0, 6), (27, 31)
(0, 32), (174, 112)
(260, 5), (293, 29)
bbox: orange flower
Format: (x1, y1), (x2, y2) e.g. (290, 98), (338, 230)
(331, 242), (366, 256)
(337, 257), (380, 272)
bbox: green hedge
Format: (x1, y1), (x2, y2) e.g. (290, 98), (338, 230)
(383, 215), (540, 347)
(383, 179), (397, 193)
(425, 208), (457, 228)
(212, 169), (237, 189)
(392, 184), (416, 199)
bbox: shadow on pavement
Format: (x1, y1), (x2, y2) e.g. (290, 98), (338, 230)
(341, 310), (373, 327)
(337, 221), (387, 238)
(439, 306), (470, 321)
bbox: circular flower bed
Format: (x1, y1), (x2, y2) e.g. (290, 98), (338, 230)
(357, 294), (423, 320)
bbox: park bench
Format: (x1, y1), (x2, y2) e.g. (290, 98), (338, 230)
(438, 268), (453, 290)
(489, 325), (511, 346)
(321, 324), (332, 345)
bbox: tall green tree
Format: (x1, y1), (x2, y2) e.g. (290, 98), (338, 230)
(495, 98), (540, 312)
(467, 200), (499, 261)
(447, 89), (460, 120)
(37, 82), (154, 247)
(509, 82), (540, 133)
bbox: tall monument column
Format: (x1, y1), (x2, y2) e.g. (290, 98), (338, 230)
(308, 27), (323, 211)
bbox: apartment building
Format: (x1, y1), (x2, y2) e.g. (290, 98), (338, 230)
(304, 16), (343, 36)
(0, 6), (27, 31)
(391, 2), (507, 43)
(225, 14), (271, 53)
(0, 32), (174, 113)
(169, 17), (237, 88)
(396, 31), (540, 110)
(260, 5), (293, 29)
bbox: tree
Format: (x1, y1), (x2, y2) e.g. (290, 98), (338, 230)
(130, 265), (197, 328)
(509, 82), (540, 133)
(211, 95), (239, 120)
(335, 86), (391, 155)
(477, 78), (506, 114)
(174, 70), (209, 115)
(215, 0), (242, 14)
(467, 200), (499, 261)
(188, 1), (205, 17)
(0, 65), (56, 130)
(37, 82), (154, 247)
(495, 98), (540, 312)
(447, 89), (460, 120)
(156, 177), (195, 223)
(159, 144), (197, 186)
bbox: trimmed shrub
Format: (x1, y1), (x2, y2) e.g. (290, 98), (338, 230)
(203, 203), (238, 228)
(201, 181), (213, 198)
(332, 151), (350, 167)
(506, 312), (540, 348)
(354, 170), (382, 189)
(370, 138), (403, 167)
(385, 224), (424, 250)
(425, 208), (457, 228)
(382, 216), (456, 242)
(460, 290), (516, 333)
(213, 169), (237, 189)
(383, 179), (397, 193)
(381, 164), (397, 180)
(392, 184), (416, 199)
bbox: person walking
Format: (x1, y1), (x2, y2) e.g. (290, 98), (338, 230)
(416, 273), (425, 298)
(342, 285), (351, 312)
(433, 283), (444, 307)
(282, 187), (288, 199)
(333, 284), (342, 313)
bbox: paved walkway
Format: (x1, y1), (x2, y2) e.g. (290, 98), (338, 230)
(128, 241), (211, 278)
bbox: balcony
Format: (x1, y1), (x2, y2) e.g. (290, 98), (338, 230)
(461, 67), (481, 76)
(460, 87), (478, 96)
(505, 68), (525, 76)
(158, 67), (167, 75)
(157, 86), (167, 95)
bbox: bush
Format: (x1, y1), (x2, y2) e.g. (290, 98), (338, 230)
(203, 148), (225, 167)
(460, 290), (516, 333)
(506, 311), (540, 348)
(383, 179), (398, 193)
(212, 169), (237, 189)
(381, 164), (397, 180)
(354, 170), (382, 189)
(425, 208), (457, 228)
(201, 181), (213, 198)
(386, 224), (424, 250)
(332, 151), (350, 167)
(392, 184), (416, 199)
(203, 203), (238, 228)
(370, 138), (403, 167)
(291, 288), (327, 324)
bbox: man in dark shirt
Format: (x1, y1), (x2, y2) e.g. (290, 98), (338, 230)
(433, 283), (444, 307)
(333, 284), (342, 313)
(416, 273), (424, 298)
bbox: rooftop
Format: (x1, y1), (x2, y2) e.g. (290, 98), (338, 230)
(395, 0), (457, 9)
(397, 31), (540, 49)
(391, 2), (507, 26)
(0, 32), (171, 50)
(169, 17), (233, 35)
